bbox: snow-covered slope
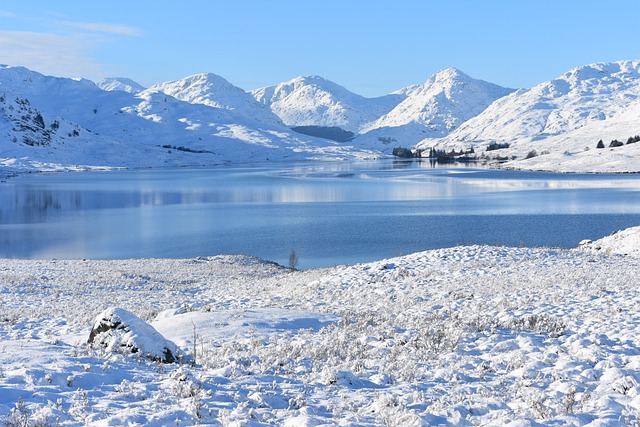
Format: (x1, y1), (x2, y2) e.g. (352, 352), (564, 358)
(416, 61), (640, 171)
(2, 227), (640, 425)
(354, 68), (514, 149)
(151, 73), (284, 127)
(97, 77), (145, 93)
(251, 75), (403, 132)
(4, 60), (640, 173)
(0, 66), (377, 173)
(254, 70), (513, 152)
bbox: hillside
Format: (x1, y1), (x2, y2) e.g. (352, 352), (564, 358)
(352, 68), (514, 150)
(151, 73), (284, 127)
(416, 61), (640, 172)
(3, 61), (640, 174)
(251, 75), (402, 133)
(0, 66), (375, 173)
(253, 70), (513, 152)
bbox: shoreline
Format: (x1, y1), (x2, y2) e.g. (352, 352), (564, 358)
(4, 157), (640, 178)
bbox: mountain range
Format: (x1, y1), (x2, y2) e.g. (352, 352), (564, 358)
(2, 60), (640, 174)
(415, 60), (640, 172)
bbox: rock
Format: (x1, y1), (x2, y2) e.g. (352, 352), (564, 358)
(88, 307), (180, 363)
(578, 226), (640, 258)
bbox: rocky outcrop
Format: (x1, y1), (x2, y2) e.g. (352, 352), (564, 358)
(88, 307), (180, 363)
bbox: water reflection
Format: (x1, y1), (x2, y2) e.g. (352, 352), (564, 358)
(4, 163), (640, 218)
(2, 160), (640, 265)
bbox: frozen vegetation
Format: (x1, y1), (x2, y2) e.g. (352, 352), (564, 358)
(1, 227), (640, 425)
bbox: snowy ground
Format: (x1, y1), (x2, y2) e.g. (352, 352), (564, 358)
(502, 142), (640, 174)
(1, 230), (640, 426)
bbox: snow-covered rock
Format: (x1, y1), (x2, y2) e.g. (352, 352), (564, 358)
(579, 225), (640, 257)
(88, 307), (180, 363)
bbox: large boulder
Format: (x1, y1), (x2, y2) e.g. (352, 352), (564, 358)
(88, 307), (180, 363)
(579, 226), (640, 258)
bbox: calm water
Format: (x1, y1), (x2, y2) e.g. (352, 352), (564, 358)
(2, 160), (640, 268)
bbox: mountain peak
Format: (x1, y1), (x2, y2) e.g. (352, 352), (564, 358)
(156, 73), (238, 94)
(149, 73), (283, 126)
(97, 77), (145, 93)
(428, 68), (476, 86)
(434, 67), (466, 78)
(558, 60), (640, 84)
(181, 72), (232, 86)
(250, 75), (402, 132)
(297, 75), (329, 82)
(361, 68), (514, 140)
(286, 75), (351, 93)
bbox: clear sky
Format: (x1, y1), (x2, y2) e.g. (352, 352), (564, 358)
(1, 0), (639, 97)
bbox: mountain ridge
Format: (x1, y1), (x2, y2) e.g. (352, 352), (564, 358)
(351, 67), (515, 150)
(150, 73), (284, 127)
(2, 60), (640, 174)
(97, 77), (145, 93)
(414, 60), (640, 171)
(0, 66), (374, 173)
(251, 75), (402, 132)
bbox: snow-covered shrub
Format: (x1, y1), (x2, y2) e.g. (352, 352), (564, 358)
(487, 142), (510, 151)
(609, 139), (624, 147)
(1, 398), (54, 427)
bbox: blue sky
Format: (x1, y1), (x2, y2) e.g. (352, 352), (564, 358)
(1, 1), (639, 97)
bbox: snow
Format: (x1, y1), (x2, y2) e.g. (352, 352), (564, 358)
(4, 60), (640, 175)
(251, 70), (513, 153)
(416, 61), (640, 173)
(2, 229), (640, 425)
(354, 68), (514, 149)
(579, 225), (640, 258)
(251, 75), (402, 133)
(0, 65), (380, 175)
(151, 73), (284, 127)
(96, 77), (145, 94)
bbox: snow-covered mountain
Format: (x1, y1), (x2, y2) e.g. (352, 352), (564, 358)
(151, 73), (284, 127)
(355, 68), (514, 147)
(254, 69), (514, 151)
(0, 66), (373, 173)
(416, 60), (640, 171)
(3, 60), (640, 174)
(97, 77), (145, 93)
(251, 75), (402, 133)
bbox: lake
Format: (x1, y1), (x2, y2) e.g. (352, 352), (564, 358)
(2, 160), (640, 268)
